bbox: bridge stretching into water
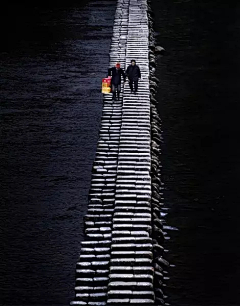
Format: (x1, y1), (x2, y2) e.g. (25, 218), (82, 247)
(70, 0), (167, 305)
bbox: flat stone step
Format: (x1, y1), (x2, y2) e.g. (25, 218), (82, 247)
(80, 247), (111, 254)
(110, 257), (152, 266)
(111, 243), (152, 251)
(115, 200), (151, 207)
(85, 221), (112, 228)
(109, 273), (153, 281)
(116, 189), (151, 195)
(85, 227), (112, 234)
(86, 233), (112, 240)
(76, 260), (110, 268)
(115, 194), (151, 200)
(112, 224), (152, 231)
(114, 207), (151, 213)
(81, 240), (111, 247)
(107, 298), (155, 305)
(108, 289), (154, 299)
(112, 236), (152, 244)
(118, 144), (150, 149)
(75, 292), (107, 301)
(110, 265), (154, 275)
(116, 185), (151, 190)
(70, 301), (88, 305)
(79, 255), (111, 262)
(74, 285), (108, 293)
(108, 281), (153, 290)
(117, 166), (151, 171)
(112, 230), (150, 237)
(107, 299), (130, 305)
(88, 302), (107, 306)
(117, 174), (151, 180)
(111, 251), (153, 259)
(113, 212), (151, 218)
(116, 179), (151, 184)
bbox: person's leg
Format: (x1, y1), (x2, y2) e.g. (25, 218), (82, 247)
(134, 80), (138, 93)
(112, 84), (116, 100)
(117, 84), (121, 100)
(129, 80), (133, 93)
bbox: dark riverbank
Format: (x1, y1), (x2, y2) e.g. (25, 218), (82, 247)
(152, 0), (240, 305)
(0, 2), (116, 305)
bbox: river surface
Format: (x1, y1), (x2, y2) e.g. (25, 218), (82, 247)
(152, 0), (240, 305)
(1, 1), (240, 306)
(0, 2), (116, 305)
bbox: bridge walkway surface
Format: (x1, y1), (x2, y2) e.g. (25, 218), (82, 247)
(70, 1), (165, 305)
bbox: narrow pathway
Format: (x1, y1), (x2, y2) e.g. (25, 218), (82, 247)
(71, 1), (154, 305)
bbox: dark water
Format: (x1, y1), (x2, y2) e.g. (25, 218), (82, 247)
(1, 1), (240, 306)
(0, 2), (116, 305)
(152, 0), (240, 305)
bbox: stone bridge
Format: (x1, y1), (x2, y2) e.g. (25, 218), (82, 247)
(70, 0), (167, 305)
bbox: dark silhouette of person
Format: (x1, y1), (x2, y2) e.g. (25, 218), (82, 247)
(108, 62), (126, 100)
(126, 59), (141, 94)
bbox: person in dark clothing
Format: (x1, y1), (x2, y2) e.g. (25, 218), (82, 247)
(125, 59), (141, 94)
(108, 62), (126, 100)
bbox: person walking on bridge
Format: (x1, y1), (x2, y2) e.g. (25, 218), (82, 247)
(126, 59), (141, 94)
(108, 62), (126, 100)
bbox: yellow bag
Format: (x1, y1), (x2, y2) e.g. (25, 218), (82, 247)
(102, 77), (112, 94)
